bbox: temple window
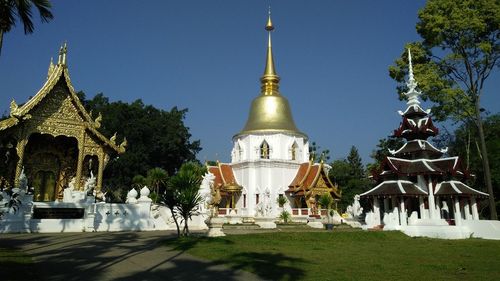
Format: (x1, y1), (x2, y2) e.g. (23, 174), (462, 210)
(238, 143), (243, 160)
(291, 142), (298, 160)
(256, 194), (260, 204)
(243, 194), (247, 208)
(260, 140), (270, 159)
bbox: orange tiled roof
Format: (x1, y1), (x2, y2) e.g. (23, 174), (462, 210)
(207, 163), (241, 191)
(287, 162), (341, 198)
(288, 162), (310, 187)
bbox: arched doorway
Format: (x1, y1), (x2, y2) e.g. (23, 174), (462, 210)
(24, 134), (78, 201)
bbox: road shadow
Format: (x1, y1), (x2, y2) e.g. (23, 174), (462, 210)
(0, 232), (174, 281)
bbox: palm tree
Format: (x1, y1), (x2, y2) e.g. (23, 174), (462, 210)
(168, 162), (205, 237)
(146, 168), (168, 203)
(0, 0), (53, 56)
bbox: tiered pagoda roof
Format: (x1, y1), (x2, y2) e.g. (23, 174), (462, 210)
(362, 49), (486, 198)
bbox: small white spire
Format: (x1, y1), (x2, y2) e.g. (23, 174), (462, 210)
(404, 48), (422, 106)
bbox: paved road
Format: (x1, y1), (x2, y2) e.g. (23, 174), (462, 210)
(0, 231), (261, 281)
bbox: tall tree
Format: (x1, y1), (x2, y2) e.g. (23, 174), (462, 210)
(448, 114), (500, 217)
(367, 136), (404, 174)
(329, 146), (371, 212)
(0, 0), (53, 57)
(309, 141), (330, 162)
(347, 146), (364, 178)
(79, 92), (201, 191)
(389, 0), (500, 219)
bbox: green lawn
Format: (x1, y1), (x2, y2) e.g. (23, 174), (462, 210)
(0, 247), (36, 280)
(167, 231), (500, 281)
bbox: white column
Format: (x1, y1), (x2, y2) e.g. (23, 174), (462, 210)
(453, 197), (462, 226)
(463, 198), (472, 220)
(399, 197), (407, 226)
(428, 181), (437, 219)
(471, 197), (479, 220)
(391, 196), (399, 221)
(435, 196), (442, 219)
(419, 196), (426, 219)
(373, 198), (381, 225)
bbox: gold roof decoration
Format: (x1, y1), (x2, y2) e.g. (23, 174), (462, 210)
(0, 43), (125, 154)
(236, 9), (306, 139)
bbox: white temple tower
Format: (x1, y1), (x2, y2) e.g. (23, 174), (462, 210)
(202, 11), (340, 221)
(230, 12), (309, 217)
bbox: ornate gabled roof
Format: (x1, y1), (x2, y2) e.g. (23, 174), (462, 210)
(434, 181), (488, 197)
(287, 161), (341, 198)
(0, 44), (125, 153)
(207, 162), (242, 193)
(361, 180), (427, 197)
(389, 139), (446, 159)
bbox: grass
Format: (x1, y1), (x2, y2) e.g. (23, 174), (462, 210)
(0, 247), (36, 280)
(166, 231), (500, 281)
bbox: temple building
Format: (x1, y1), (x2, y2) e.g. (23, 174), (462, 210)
(202, 12), (340, 220)
(360, 50), (497, 239)
(0, 44), (126, 202)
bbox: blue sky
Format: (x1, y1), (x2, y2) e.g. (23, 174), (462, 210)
(1, 1), (499, 165)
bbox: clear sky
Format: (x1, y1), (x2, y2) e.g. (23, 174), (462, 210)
(1, 1), (499, 165)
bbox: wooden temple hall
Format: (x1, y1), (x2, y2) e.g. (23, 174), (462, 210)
(0, 44), (126, 201)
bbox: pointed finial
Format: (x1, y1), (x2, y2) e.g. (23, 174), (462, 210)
(266, 6), (274, 31)
(405, 48), (422, 106)
(58, 45), (63, 64)
(47, 57), (55, 79)
(260, 8), (280, 96)
(61, 41), (67, 65)
(10, 99), (19, 117)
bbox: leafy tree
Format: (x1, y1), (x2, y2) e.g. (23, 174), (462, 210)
(389, 0), (500, 218)
(0, 0), (53, 56)
(309, 141), (330, 162)
(347, 146), (364, 178)
(146, 167), (168, 204)
(78, 92), (201, 191)
(329, 146), (371, 212)
(368, 136), (404, 174)
(448, 114), (500, 217)
(167, 162), (205, 237)
(329, 160), (351, 187)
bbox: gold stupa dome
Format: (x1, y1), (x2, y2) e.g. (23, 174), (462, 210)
(235, 10), (306, 139)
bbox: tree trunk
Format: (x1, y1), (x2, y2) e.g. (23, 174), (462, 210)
(183, 215), (190, 236)
(169, 207), (180, 237)
(475, 97), (497, 220)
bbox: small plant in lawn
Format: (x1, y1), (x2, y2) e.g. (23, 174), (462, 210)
(279, 210), (291, 224)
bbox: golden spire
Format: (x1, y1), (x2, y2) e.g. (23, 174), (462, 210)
(235, 9), (306, 139)
(261, 7), (280, 96)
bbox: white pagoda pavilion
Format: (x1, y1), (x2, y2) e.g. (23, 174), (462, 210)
(361, 50), (500, 239)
